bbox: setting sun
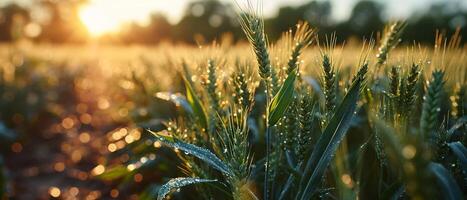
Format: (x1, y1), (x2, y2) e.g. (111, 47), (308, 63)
(79, 4), (121, 36)
(78, 0), (186, 36)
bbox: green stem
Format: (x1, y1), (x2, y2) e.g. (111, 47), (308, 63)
(264, 83), (271, 200)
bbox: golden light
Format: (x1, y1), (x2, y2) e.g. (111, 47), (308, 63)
(92, 164), (105, 176)
(69, 187), (80, 196)
(79, 132), (91, 143)
(49, 187), (61, 198)
(79, 3), (122, 36)
(98, 97), (110, 110)
(153, 141), (162, 148)
(341, 174), (354, 188)
(110, 189), (119, 198)
(402, 145), (417, 159)
(127, 164), (136, 171)
(54, 162), (65, 172)
(78, 0), (175, 36)
(61, 117), (75, 129)
(108, 143), (117, 152)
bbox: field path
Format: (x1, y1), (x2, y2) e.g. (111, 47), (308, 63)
(5, 64), (130, 199)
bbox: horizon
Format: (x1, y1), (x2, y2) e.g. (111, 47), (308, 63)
(0, 0), (465, 41)
(2, 0), (466, 32)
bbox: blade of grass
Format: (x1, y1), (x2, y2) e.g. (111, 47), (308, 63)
(157, 177), (217, 200)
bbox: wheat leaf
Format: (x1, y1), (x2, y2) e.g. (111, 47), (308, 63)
(447, 142), (467, 171)
(268, 68), (297, 126)
(182, 75), (208, 130)
(149, 130), (233, 176)
(157, 177), (217, 200)
(447, 116), (467, 139)
(299, 66), (364, 200)
(428, 162), (463, 200)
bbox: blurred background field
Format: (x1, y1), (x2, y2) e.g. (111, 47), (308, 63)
(0, 0), (466, 200)
(0, 0), (466, 44)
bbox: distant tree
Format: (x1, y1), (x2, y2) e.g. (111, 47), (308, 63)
(0, 4), (30, 41)
(174, 0), (239, 43)
(347, 1), (384, 37)
(118, 14), (172, 44)
(404, 3), (467, 44)
(133, 14), (172, 44)
(144, 14), (172, 43)
(37, 1), (87, 43)
(268, 1), (332, 39)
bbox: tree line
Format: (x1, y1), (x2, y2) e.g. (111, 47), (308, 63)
(0, 0), (465, 44)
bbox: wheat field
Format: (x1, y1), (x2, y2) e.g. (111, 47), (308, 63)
(0, 12), (466, 200)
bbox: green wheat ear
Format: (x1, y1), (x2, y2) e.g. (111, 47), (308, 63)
(297, 88), (316, 162)
(280, 22), (314, 157)
(352, 62), (369, 84)
(231, 62), (253, 109)
(389, 65), (401, 97)
(238, 12), (272, 81)
(322, 54), (337, 114)
(206, 59), (220, 111)
(420, 70), (445, 138)
(376, 21), (407, 66)
(402, 63), (420, 116)
(286, 22), (314, 74)
(203, 59), (222, 136)
(282, 99), (299, 151)
(451, 83), (465, 118)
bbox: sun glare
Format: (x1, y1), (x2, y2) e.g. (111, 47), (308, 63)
(79, 3), (122, 36)
(77, 0), (322, 37)
(78, 0), (176, 37)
